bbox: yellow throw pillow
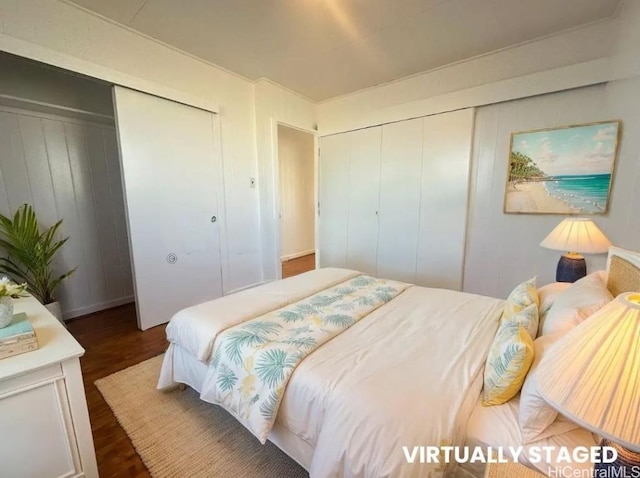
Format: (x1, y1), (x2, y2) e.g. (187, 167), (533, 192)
(482, 321), (535, 406)
(503, 303), (538, 340)
(503, 277), (539, 323)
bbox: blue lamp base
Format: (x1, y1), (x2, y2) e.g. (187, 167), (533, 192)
(556, 254), (586, 283)
(594, 439), (640, 477)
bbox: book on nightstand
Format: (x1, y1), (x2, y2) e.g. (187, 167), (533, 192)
(0, 312), (39, 359)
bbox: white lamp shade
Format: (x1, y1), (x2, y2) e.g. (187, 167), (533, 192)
(537, 293), (640, 452)
(540, 217), (611, 254)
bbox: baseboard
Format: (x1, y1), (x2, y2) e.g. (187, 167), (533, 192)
(281, 250), (315, 262)
(63, 295), (135, 320)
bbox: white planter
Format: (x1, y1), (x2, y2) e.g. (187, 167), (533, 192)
(0, 296), (14, 328)
(45, 301), (65, 327)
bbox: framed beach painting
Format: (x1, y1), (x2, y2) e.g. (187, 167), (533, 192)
(504, 120), (621, 214)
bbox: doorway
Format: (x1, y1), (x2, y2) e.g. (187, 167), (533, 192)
(277, 124), (316, 278)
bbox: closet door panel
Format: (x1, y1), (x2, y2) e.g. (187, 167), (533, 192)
(416, 109), (473, 290)
(346, 127), (381, 275)
(377, 118), (424, 283)
(318, 133), (350, 268)
(113, 86), (223, 330)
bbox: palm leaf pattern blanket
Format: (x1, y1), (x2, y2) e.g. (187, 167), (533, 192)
(199, 274), (410, 443)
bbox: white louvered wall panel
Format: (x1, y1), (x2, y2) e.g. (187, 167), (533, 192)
(0, 106), (133, 319)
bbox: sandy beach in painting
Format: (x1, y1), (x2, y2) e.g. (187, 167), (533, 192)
(505, 182), (578, 213)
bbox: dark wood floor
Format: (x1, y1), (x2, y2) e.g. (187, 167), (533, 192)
(282, 253), (315, 278)
(67, 304), (167, 477)
(66, 253), (316, 476)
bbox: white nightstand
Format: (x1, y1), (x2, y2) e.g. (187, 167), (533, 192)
(0, 295), (98, 478)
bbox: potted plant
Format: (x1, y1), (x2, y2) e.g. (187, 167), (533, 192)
(0, 277), (27, 328)
(0, 204), (76, 325)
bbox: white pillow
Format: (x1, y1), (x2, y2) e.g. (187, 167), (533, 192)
(519, 334), (581, 443)
(540, 271), (612, 337)
(537, 282), (572, 336)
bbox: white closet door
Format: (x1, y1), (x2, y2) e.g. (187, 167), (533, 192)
(416, 109), (474, 290)
(318, 133), (350, 268)
(377, 118), (424, 283)
(113, 87), (223, 330)
(346, 127), (381, 275)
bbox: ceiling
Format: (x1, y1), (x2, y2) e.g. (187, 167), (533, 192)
(67, 0), (620, 101)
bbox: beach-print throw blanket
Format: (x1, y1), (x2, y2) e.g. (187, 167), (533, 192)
(199, 274), (410, 443)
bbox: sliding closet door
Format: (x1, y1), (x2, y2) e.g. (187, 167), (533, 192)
(416, 110), (474, 290)
(376, 118), (424, 283)
(113, 87), (223, 330)
(318, 133), (351, 267)
(346, 127), (381, 275)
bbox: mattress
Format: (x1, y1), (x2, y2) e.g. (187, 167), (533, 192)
(159, 275), (505, 477)
(459, 396), (598, 478)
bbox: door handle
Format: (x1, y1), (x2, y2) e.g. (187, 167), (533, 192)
(211, 216), (217, 223)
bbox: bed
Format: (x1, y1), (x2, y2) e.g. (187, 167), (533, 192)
(157, 247), (640, 478)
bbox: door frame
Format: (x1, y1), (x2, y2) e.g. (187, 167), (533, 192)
(271, 119), (319, 280)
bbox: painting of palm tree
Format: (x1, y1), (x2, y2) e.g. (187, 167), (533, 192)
(504, 120), (621, 214)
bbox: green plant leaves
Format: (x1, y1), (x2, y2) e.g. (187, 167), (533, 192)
(0, 204), (75, 304)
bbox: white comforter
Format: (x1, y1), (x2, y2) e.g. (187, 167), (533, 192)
(278, 286), (503, 477)
(159, 271), (503, 478)
(164, 268), (360, 361)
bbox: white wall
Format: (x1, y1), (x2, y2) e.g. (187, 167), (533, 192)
(463, 0), (640, 298)
(0, 106), (133, 318)
(1, 0), (634, 299)
(254, 79), (317, 281)
(610, 0), (640, 81)
(278, 125), (315, 260)
(318, 19), (613, 136)
(316, 1), (640, 298)
(0, 1), (320, 293)
(463, 84), (640, 297)
(0, 0), (262, 293)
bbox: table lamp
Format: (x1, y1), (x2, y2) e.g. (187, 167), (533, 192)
(540, 218), (611, 283)
(537, 292), (640, 473)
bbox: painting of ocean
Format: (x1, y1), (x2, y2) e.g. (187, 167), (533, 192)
(505, 120), (620, 214)
(543, 174), (612, 213)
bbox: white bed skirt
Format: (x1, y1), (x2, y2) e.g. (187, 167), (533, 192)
(159, 342), (316, 470)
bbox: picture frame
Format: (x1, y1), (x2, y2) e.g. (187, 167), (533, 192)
(503, 120), (622, 215)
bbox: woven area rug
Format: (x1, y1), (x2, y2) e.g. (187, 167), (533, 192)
(95, 354), (308, 478)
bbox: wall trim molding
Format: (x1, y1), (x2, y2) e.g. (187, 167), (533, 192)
(318, 18), (614, 106)
(58, 0), (251, 86)
(64, 296), (135, 320)
(0, 33), (220, 114)
(318, 58), (611, 136)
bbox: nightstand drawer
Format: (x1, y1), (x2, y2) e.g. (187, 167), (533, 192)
(0, 363), (63, 396)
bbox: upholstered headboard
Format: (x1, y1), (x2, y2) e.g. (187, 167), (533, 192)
(606, 246), (640, 296)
